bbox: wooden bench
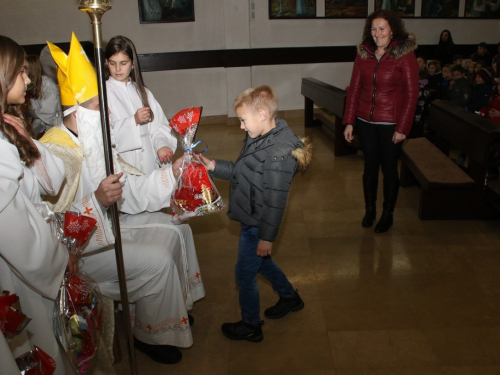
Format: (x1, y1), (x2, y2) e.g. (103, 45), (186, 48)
(400, 100), (500, 220)
(301, 77), (359, 157)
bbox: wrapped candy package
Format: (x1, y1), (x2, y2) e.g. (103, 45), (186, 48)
(52, 211), (102, 374)
(15, 345), (56, 375)
(169, 107), (226, 224)
(0, 291), (31, 342)
(53, 273), (102, 375)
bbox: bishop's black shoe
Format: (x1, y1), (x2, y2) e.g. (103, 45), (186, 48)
(134, 337), (182, 364)
(221, 320), (264, 342)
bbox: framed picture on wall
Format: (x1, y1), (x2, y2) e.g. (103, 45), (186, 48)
(374, 0), (415, 17)
(269, 0), (317, 19)
(464, 0), (500, 17)
(420, 0), (459, 18)
(325, 0), (368, 18)
(139, 0), (195, 23)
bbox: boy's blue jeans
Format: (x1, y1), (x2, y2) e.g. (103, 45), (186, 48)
(236, 224), (295, 325)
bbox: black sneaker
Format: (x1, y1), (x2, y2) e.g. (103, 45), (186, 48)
(134, 337), (182, 364)
(221, 320), (264, 342)
(264, 290), (304, 319)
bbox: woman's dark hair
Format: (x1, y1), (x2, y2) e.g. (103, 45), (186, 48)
(26, 55), (43, 100)
(104, 35), (154, 122)
(438, 29), (454, 46)
(361, 10), (409, 51)
(0, 35), (39, 166)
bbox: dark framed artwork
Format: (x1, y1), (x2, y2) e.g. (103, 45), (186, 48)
(139, 0), (195, 24)
(269, 0), (317, 19)
(374, 0), (415, 17)
(464, 0), (500, 17)
(421, 0), (459, 17)
(325, 0), (368, 18)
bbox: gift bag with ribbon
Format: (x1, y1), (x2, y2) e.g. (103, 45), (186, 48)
(52, 211), (102, 374)
(169, 107), (226, 224)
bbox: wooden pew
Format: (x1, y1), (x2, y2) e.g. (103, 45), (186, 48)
(400, 100), (500, 220)
(301, 77), (358, 157)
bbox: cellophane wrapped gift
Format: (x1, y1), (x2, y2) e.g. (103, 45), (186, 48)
(52, 211), (103, 374)
(169, 107), (226, 224)
(15, 345), (56, 375)
(0, 290), (31, 342)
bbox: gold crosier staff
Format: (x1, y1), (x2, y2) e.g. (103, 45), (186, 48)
(78, 1), (138, 373)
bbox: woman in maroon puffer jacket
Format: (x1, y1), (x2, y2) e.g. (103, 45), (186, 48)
(343, 10), (419, 233)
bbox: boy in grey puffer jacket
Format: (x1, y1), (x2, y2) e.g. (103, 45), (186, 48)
(194, 85), (312, 342)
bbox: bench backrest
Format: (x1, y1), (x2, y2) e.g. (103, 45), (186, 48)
(429, 101), (500, 169)
(301, 77), (347, 118)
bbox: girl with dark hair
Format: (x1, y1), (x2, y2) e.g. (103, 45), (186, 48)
(105, 35), (176, 174)
(343, 10), (419, 233)
(435, 29), (455, 66)
(0, 35), (75, 374)
(26, 55), (62, 136)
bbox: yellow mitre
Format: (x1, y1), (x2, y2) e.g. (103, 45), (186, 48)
(47, 33), (98, 106)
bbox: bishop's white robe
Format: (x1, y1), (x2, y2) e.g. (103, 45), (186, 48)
(41, 124), (205, 348)
(107, 77), (177, 174)
(0, 135), (73, 374)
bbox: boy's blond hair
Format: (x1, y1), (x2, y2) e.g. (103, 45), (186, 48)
(233, 85), (278, 119)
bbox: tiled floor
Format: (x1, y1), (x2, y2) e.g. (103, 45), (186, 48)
(113, 117), (500, 374)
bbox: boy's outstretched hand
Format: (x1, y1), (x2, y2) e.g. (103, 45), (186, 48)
(257, 239), (272, 257)
(192, 153), (215, 171)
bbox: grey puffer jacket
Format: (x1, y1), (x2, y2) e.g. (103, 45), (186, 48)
(211, 118), (311, 242)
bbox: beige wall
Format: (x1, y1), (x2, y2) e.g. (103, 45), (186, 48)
(1, 0), (499, 117)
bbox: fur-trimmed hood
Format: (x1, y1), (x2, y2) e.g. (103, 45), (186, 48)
(358, 33), (417, 60)
(292, 136), (312, 173)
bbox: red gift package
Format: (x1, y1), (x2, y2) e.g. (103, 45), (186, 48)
(0, 291), (31, 341)
(53, 272), (102, 374)
(63, 212), (97, 255)
(169, 107), (226, 224)
(15, 345), (56, 375)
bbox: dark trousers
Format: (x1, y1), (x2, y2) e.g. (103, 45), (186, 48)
(235, 224), (295, 325)
(356, 119), (402, 182)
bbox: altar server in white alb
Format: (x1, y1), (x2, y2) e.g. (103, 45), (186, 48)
(41, 33), (205, 365)
(0, 35), (76, 374)
(105, 35), (177, 174)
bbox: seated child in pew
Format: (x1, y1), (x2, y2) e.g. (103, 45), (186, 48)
(440, 64), (453, 100)
(468, 68), (493, 113)
(446, 65), (472, 109)
(427, 60), (442, 100)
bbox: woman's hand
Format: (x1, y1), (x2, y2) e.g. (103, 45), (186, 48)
(3, 114), (35, 145)
(134, 107), (151, 125)
(344, 124), (354, 143)
(392, 131), (406, 144)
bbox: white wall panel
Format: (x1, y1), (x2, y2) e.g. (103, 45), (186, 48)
(143, 68), (228, 118)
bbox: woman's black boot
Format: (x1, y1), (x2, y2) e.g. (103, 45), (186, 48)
(374, 212), (393, 233)
(362, 176), (378, 228)
(374, 179), (399, 233)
